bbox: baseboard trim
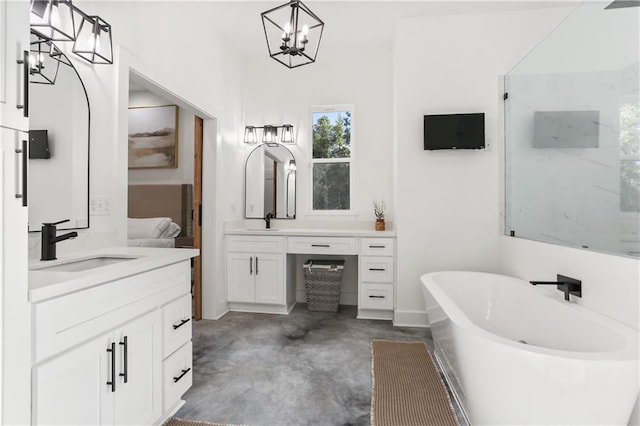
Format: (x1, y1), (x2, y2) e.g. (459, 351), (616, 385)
(229, 302), (290, 315)
(393, 310), (430, 328)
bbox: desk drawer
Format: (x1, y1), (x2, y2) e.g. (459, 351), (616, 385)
(360, 256), (394, 283)
(162, 294), (192, 358)
(227, 236), (284, 253)
(287, 237), (357, 255)
(359, 284), (393, 310)
(360, 238), (394, 256)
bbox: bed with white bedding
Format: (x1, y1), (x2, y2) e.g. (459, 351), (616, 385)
(127, 184), (193, 248)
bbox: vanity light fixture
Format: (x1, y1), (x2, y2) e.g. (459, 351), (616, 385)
(30, 0), (76, 42)
(243, 124), (296, 145)
(261, 0), (324, 69)
(29, 0), (114, 66)
(29, 32), (60, 85)
(72, 15), (113, 64)
(49, 43), (72, 67)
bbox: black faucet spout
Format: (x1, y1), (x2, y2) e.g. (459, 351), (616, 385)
(530, 274), (582, 301)
(53, 231), (78, 243)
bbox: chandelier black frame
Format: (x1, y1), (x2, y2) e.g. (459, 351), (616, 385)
(29, 0), (113, 65)
(261, 0), (324, 69)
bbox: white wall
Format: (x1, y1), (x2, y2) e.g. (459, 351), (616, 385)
(240, 41), (394, 225)
(128, 89), (195, 185)
(393, 7), (578, 326)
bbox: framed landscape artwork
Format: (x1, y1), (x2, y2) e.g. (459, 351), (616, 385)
(128, 105), (179, 168)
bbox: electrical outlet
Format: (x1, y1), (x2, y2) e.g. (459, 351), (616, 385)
(90, 196), (112, 215)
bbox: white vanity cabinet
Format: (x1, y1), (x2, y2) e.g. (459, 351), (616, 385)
(358, 238), (395, 320)
(31, 257), (195, 425)
(226, 235), (290, 313)
(33, 310), (161, 425)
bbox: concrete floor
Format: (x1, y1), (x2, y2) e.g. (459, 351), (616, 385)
(176, 305), (433, 426)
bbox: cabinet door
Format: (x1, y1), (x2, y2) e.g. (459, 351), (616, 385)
(0, 0), (30, 131)
(33, 333), (115, 425)
(1, 126), (30, 424)
(254, 253), (284, 305)
(113, 310), (162, 426)
(227, 253), (255, 303)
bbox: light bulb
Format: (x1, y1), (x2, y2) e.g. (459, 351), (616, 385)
(29, 54), (37, 68)
(283, 22), (291, 35)
(302, 24), (309, 35)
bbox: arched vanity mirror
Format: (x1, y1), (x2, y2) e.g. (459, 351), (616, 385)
(28, 37), (90, 232)
(245, 143), (296, 219)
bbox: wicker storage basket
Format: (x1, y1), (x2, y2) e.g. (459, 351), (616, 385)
(303, 260), (345, 312)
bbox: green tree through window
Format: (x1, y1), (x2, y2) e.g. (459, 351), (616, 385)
(312, 109), (352, 210)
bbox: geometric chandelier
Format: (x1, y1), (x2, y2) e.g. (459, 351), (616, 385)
(29, 0), (113, 65)
(261, 0), (324, 69)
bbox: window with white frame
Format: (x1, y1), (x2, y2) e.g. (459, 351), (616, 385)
(311, 106), (353, 211)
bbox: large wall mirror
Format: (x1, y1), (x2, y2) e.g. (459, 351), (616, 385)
(28, 37), (90, 232)
(505, 1), (639, 257)
(245, 143), (296, 219)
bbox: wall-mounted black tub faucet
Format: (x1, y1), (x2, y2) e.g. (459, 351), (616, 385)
(530, 274), (582, 301)
(41, 219), (78, 261)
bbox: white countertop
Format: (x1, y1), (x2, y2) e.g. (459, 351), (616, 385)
(225, 228), (397, 237)
(29, 246), (199, 303)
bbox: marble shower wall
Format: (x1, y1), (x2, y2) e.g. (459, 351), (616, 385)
(504, 1), (639, 257)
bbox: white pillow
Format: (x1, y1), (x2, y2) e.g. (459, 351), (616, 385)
(159, 222), (181, 238)
(128, 217), (172, 239)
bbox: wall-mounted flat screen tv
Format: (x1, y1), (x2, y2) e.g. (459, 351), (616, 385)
(532, 110), (599, 148)
(29, 130), (51, 159)
(424, 112), (484, 150)
(423, 113), (485, 150)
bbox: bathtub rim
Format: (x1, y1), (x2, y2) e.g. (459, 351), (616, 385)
(421, 270), (640, 361)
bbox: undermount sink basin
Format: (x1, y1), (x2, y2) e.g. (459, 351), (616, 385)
(31, 256), (138, 272)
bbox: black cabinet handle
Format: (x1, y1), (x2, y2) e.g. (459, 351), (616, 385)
(106, 342), (116, 392)
(311, 244), (330, 247)
(369, 245), (386, 249)
(173, 367), (191, 383)
(249, 256), (253, 275)
(16, 50), (29, 117)
(173, 318), (191, 330)
(14, 140), (27, 206)
(369, 295), (386, 299)
(119, 336), (128, 383)
(255, 257), (259, 275)
(369, 268), (386, 271)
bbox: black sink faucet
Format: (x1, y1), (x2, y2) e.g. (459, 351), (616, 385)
(530, 274), (582, 301)
(41, 219), (78, 261)
(264, 212), (274, 229)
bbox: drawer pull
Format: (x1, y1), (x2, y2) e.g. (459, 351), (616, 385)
(106, 342), (116, 392)
(369, 295), (386, 299)
(173, 318), (191, 330)
(173, 367), (191, 383)
(369, 268), (386, 271)
(311, 244), (330, 247)
(369, 245), (386, 249)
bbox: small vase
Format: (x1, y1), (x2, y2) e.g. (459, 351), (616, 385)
(375, 219), (385, 231)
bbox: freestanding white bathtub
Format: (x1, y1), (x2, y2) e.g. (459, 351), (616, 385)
(421, 271), (639, 425)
